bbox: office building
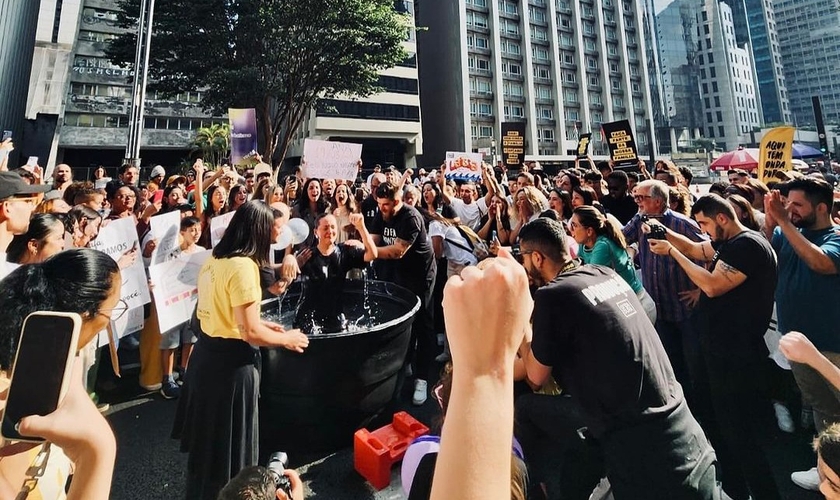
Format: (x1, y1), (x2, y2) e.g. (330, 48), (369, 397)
(699, 0), (762, 150)
(774, 0), (840, 127)
(416, 0), (657, 164)
(647, 0), (761, 152)
(1, 1), (41, 168)
(286, 1), (423, 170)
(722, 0), (791, 125)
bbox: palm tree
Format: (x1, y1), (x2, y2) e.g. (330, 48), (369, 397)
(193, 123), (230, 167)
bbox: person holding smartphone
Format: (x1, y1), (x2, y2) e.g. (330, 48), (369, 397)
(172, 200), (309, 500)
(0, 248), (124, 499)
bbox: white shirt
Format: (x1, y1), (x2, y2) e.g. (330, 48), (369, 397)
(448, 197), (487, 231)
(428, 221), (478, 266)
(0, 253), (15, 281)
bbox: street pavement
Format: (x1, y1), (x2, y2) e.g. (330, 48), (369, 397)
(103, 324), (824, 500)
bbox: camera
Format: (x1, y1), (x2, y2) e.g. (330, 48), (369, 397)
(648, 223), (667, 240)
(641, 215), (667, 240)
(266, 451), (293, 498)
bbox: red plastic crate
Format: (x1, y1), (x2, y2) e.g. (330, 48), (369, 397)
(353, 411), (429, 490)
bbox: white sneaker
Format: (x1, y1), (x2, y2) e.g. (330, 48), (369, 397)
(791, 467), (821, 491)
(412, 379), (428, 406)
(773, 402), (795, 433)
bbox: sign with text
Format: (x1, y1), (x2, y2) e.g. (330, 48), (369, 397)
(148, 211), (181, 266)
(758, 126), (795, 184)
(302, 139), (363, 181)
(602, 120), (639, 169)
(148, 250), (211, 332)
(444, 152), (483, 181)
(501, 122), (526, 169)
(229, 108), (258, 166)
(576, 133), (592, 158)
(88, 217), (151, 310)
(210, 211), (236, 247)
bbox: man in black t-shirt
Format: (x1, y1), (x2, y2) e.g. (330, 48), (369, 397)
(518, 218), (720, 499)
(649, 194), (780, 500)
(601, 170), (638, 224)
(370, 181), (437, 406)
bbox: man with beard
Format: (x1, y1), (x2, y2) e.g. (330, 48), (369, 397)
(763, 178), (840, 491)
(370, 181), (436, 406)
(52, 163), (73, 191)
(648, 194), (780, 500)
(518, 218), (721, 499)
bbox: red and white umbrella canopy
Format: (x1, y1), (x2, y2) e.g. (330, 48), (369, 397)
(709, 148), (760, 172)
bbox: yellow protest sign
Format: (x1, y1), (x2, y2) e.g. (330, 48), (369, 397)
(758, 127), (795, 184)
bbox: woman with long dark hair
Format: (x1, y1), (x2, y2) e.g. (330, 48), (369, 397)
(548, 188), (573, 223)
(332, 183), (358, 243)
(420, 181), (457, 225)
(291, 178), (329, 247)
(0, 249), (123, 498)
(570, 206), (656, 323)
(64, 205), (102, 248)
(476, 195), (513, 245)
(198, 184), (228, 248)
(6, 213), (66, 264)
(227, 184), (249, 212)
(172, 200), (309, 500)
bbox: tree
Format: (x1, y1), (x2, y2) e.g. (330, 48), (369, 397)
(107, 0), (408, 170)
(192, 123), (230, 168)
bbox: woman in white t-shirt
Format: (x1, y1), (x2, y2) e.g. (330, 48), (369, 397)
(427, 213), (478, 278)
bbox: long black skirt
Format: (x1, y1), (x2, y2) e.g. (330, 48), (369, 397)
(171, 332), (261, 500)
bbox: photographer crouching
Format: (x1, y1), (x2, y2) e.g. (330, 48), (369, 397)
(218, 452), (303, 500)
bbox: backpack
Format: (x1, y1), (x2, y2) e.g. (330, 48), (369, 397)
(446, 224), (490, 262)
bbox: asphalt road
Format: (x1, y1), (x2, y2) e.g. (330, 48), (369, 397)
(102, 344), (823, 500)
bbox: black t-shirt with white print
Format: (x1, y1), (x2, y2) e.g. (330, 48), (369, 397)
(370, 204), (435, 292)
(531, 265), (682, 438)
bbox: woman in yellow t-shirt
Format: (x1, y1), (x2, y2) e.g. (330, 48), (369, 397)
(172, 200), (309, 500)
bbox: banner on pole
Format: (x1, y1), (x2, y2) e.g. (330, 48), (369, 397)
(229, 108), (258, 166)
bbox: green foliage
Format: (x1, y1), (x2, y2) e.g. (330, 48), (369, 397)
(107, 0), (408, 166)
(192, 123), (230, 168)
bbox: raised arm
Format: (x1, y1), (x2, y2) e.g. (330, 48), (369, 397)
(766, 191), (839, 275)
(439, 163), (455, 205)
(350, 213), (378, 262)
(431, 251), (532, 500)
(193, 160), (205, 221)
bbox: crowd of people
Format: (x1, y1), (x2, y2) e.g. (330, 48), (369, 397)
(3, 134), (840, 500)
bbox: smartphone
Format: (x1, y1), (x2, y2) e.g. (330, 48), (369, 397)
(26, 156), (38, 167)
(491, 230), (498, 242)
(152, 189), (164, 204)
(2, 312), (81, 442)
(1, 131), (11, 142)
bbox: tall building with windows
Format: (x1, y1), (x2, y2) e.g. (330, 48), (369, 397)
(773, 0), (840, 127)
(647, 0), (761, 152)
(416, 0), (657, 164)
(717, 0), (791, 125)
(1, 1), (40, 168)
(698, 0), (762, 150)
(285, 1), (422, 169)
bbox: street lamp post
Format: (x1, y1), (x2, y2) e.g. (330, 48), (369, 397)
(490, 138), (497, 165)
(124, 0), (156, 167)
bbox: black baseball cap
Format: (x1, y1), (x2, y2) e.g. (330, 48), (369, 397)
(0, 171), (51, 200)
